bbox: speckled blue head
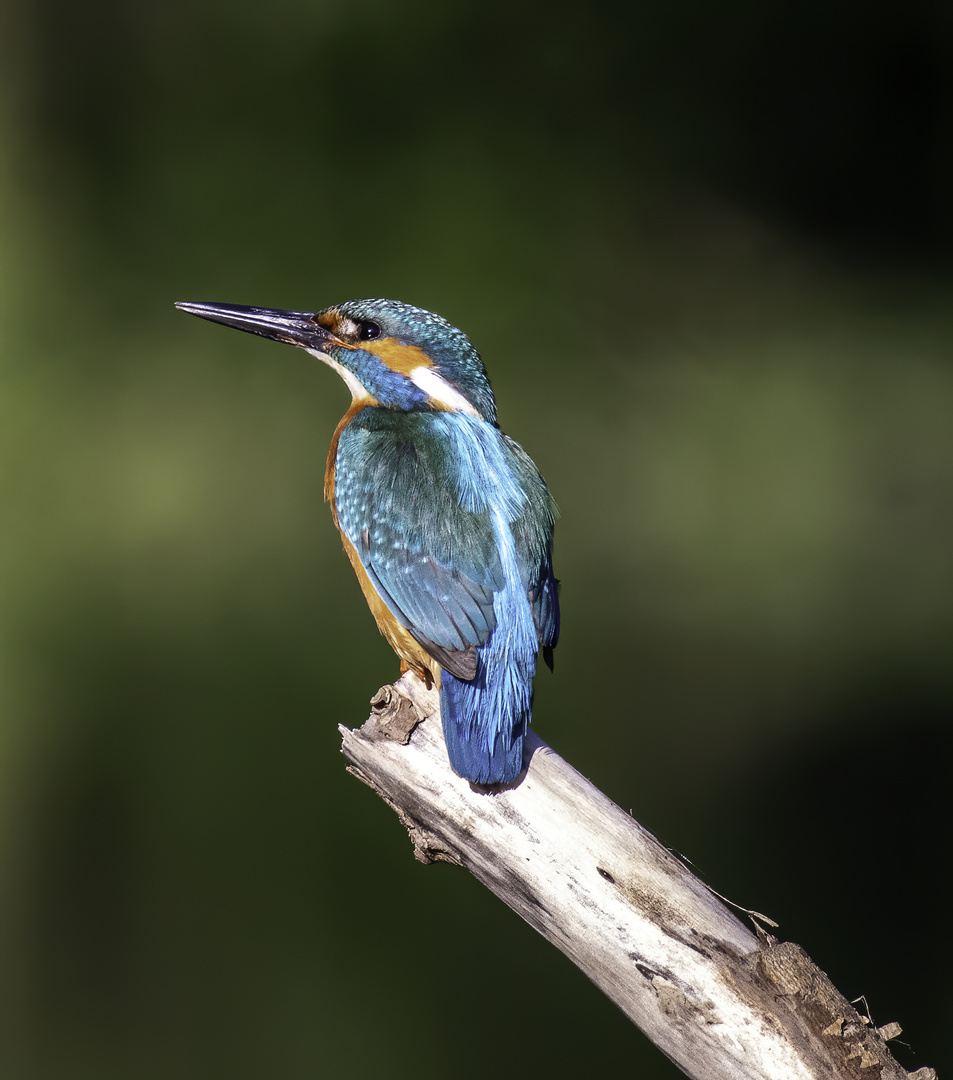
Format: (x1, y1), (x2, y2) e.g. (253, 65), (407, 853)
(333, 299), (496, 422)
(174, 297), (498, 424)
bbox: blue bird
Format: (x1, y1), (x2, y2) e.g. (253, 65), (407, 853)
(175, 298), (559, 784)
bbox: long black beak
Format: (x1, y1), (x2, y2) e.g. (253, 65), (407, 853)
(174, 301), (334, 350)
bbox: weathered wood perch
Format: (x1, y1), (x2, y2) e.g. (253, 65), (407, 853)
(340, 672), (935, 1080)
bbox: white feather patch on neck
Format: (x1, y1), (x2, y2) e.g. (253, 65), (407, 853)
(410, 367), (482, 418)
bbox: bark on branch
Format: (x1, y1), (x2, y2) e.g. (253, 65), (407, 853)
(340, 673), (935, 1080)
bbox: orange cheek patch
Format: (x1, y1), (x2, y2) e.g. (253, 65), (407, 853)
(364, 337), (433, 374)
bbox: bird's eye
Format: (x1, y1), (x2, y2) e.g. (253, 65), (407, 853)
(358, 320), (382, 341)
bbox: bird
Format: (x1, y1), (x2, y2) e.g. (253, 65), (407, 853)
(175, 297), (559, 784)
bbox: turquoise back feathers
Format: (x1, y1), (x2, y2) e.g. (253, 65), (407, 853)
(176, 296), (559, 784)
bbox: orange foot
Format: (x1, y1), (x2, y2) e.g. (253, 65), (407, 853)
(399, 659), (434, 690)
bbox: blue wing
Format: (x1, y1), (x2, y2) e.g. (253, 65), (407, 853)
(333, 409), (557, 680)
(505, 433), (560, 659)
(335, 410), (500, 679)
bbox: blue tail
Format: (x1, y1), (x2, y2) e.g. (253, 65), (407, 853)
(434, 489), (551, 785)
(440, 668), (529, 785)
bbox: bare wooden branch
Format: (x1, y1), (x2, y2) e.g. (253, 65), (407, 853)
(340, 673), (935, 1080)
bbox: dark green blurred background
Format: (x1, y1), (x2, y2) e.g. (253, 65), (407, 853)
(2, 1), (951, 1076)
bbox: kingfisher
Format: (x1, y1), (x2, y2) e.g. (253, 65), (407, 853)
(175, 298), (559, 785)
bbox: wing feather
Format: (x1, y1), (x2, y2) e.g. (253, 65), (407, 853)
(334, 409), (559, 678)
(334, 412), (502, 672)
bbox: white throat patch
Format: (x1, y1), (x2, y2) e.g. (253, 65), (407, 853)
(306, 348), (372, 403)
